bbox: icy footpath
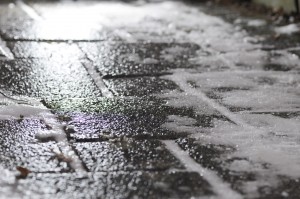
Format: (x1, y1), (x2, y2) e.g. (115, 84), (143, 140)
(151, 2), (300, 197)
(0, 0), (300, 198)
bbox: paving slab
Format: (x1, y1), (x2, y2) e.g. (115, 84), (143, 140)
(74, 139), (184, 172)
(0, 171), (214, 199)
(80, 42), (202, 77)
(0, 172), (107, 199)
(0, 119), (48, 143)
(0, 58), (101, 99)
(176, 137), (300, 199)
(0, 119), (70, 172)
(104, 76), (179, 97)
(106, 171), (214, 199)
(44, 97), (225, 140)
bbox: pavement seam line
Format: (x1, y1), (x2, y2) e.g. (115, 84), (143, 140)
(82, 62), (114, 98)
(162, 140), (242, 199)
(0, 37), (14, 60)
(174, 76), (250, 127)
(16, 0), (43, 21)
(36, 104), (86, 172)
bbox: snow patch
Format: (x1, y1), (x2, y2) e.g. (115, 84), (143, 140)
(275, 24), (300, 35)
(161, 115), (203, 134)
(158, 90), (219, 115)
(160, 69), (300, 196)
(247, 19), (267, 27)
(143, 57), (159, 64)
(221, 88), (300, 111)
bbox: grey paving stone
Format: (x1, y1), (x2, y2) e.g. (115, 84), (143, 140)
(74, 139), (184, 172)
(2, 172), (107, 199)
(80, 42), (201, 76)
(0, 119), (48, 143)
(0, 58), (101, 99)
(257, 177), (300, 199)
(104, 76), (179, 97)
(176, 138), (258, 195)
(45, 97), (223, 140)
(290, 50), (300, 58)
(0, 119), (69, 172)
(52, 98), (191, 140)
(0, 141), (69, 173)
(106, 171), (214, 199)
(176, 137), (300, 199)
(1, 171), (214, 199)
(7, 41), (84, 59)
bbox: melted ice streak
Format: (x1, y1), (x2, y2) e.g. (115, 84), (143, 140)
(0, 95), (84, 172)
(160, 70), (300, 196)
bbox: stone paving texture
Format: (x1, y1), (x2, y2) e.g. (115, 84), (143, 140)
(0, 0), (300, 199)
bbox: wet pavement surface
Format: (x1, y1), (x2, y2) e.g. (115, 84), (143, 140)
(0, 0), (300, 198)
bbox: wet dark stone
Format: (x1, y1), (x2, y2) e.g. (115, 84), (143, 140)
(176, 138), (233, 171)
(227, 106), (252, 112)
(106, 171), (214, 199)
(80, 42), (201, 76)
(176, 138), (258, 194)
(0, 58), (101, 99)
(6, 171), (214, 199)
(205, 91), (221, 100)
(0, 119), (70, 172)
(262, 34), (300, 51)
(0, 119), (48, 143)
(104, 76), (180, 97)
(263, 63), (292, 71)
(212, 87), (251, 93)
(194, 114), (229, 127)
(45, 97), (222, 140)
(8, 173), (107, 198)
(0, 141), (70, 172)
(74, 139), (184, 172)
(290, 50), (300, 58)
(176, 138), (299, 198)
(7, 41), (84, 59)
(257, 177), (300, 199)
(205, 87), (251, 101)
(54, 99), (187, 140)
